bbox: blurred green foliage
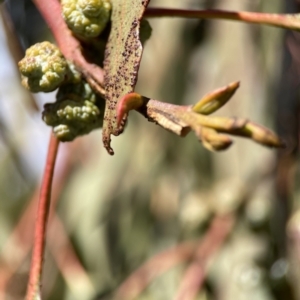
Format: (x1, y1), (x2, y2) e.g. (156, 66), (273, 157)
(0, 0), (300, 300)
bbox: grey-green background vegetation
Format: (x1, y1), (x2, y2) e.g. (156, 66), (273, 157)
(0, 0), (300, 299)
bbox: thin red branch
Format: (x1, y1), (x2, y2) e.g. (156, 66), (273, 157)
(174, 215), (234, 300)
(26, 132), (60, 300)
(115, 241), (198, 300)
(115, 215), (234, 300)
(32, 0), (105, 93)
(145, 8), (300, 31)
(48, 215), (95, 298)
(0, 140), (92, 298)
(0, 142), (76, 297)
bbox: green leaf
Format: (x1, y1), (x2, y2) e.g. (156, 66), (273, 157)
(102, 0), (150, 155)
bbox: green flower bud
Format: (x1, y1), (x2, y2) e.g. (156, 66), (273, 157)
(18, 42), (68, 93)
(61, 0), (112, 38)
(42, 82), (104, 141)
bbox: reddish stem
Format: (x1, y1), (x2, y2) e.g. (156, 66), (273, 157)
(0, 142), (76, 297)
(145, 8), (300, 31)
(25, 132), (60, 300)
(175, 215), (234, 300)
(32, 0), (105, 91)
(48, 215), (95, 297)
(115, 216), (234, 300)
(115, 242), (197, 300)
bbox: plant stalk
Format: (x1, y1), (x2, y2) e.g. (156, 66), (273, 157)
(26, 132), (60, 300)
(145, 8), (300, 31)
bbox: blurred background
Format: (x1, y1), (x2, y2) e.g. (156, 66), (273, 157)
(0, 0), (300, 299)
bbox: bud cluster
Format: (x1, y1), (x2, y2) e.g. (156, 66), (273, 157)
(43, 82), (103, 141)
(61, 0), (112, 38)
(18, 41), (104, 141)
(18, 42), (68, 93)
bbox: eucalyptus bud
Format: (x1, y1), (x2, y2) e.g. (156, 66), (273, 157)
(43, 82), (103, 141)
(61, 0), (112, 38)
(18, 42), (68, 93)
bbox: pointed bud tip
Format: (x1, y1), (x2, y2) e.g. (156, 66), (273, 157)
(275, 138), (286, 148)
(230, 81), (240, 88)
(193, 81), (241, 115)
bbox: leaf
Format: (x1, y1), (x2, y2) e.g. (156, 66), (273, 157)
(102, 0), (150, 155)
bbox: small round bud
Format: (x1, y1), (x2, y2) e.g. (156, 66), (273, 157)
(61, 0), (112, 38)
(42, 82), (103, 141)
(18, 42), (68, 93)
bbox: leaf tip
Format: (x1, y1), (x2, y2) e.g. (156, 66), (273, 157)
(102, 131), (115, 155)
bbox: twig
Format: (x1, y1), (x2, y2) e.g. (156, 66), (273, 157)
(48, 215), (96, 299)
(145, 8), (300, 32)
(0, 264), (15, 299)
(116, 91), (284, 151)
(0, 141), (74, 271)
(25, 132), (59, 300)
(0, 142), (76, 298)
(114, 241), (198, 300)
(115, 215), (234, 300)
(174, 215), (234, 300)
(32, 0), (105, 95)
(0, 140), (92, 299)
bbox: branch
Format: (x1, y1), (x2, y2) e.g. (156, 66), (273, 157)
(0, 141), (78, 298)
(117, 83), (284, 152)
(48, 215), (96, 298)
(145, 8), (300, 32)
(115, 215), (234, 300)
(32, 0), (105, 95)
(26, 132), (59, 300)
(114, 241), (198, 300)
(174, 215), (234, 300)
